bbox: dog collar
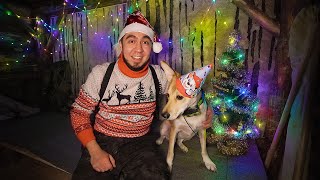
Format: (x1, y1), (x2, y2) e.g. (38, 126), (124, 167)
(182, 90), (205, 117)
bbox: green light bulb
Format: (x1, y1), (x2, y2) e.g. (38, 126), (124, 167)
(6, 10), (12, 16)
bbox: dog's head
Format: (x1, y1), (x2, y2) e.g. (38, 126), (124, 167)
(160, 61), (200, 120)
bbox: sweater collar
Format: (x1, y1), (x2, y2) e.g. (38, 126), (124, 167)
(117, 53), (149, 78)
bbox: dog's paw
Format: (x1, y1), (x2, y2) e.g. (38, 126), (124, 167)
(156, 138), (164, 145)
(179, 144), (188, 153)
(204, 161), (217, 172)
(166, 161), (173, 172)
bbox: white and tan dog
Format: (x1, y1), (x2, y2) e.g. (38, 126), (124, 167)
(156, 61), (216, 172)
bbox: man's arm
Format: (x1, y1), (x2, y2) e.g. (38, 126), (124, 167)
(202, 106), (213, 129)
(70, 64), (116, 172)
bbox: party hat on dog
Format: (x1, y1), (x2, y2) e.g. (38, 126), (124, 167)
(176, 64), (212, 98)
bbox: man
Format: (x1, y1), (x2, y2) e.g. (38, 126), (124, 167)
(70, 11), (213, 180)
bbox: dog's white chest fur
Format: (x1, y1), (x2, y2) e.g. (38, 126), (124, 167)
(173, 109), (206, 140)
(158, 103), (206, 141)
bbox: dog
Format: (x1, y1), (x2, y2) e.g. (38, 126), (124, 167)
(156, 61), (217, 172)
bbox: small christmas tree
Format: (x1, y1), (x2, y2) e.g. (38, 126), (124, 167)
(206, 31), (259, 155)
(134, 82), (147, 103)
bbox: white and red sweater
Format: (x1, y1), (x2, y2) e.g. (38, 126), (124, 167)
(70, 56), (167, 146)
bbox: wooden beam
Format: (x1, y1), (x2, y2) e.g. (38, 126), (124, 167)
(231, 0), (280, 36)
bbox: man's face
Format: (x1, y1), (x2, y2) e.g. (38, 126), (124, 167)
(120, 32), (152, 71)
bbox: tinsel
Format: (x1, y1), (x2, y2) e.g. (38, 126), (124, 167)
(217, 139), (249, 156)
(210, 116), (260, 139)
(206, 93), (259, 117)
(207, 133), (227, 144)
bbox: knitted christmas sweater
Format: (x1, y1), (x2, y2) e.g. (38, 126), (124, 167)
(70, 57), (167, 146)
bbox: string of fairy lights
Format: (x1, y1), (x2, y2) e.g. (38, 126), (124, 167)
(1, 0), (232, 66)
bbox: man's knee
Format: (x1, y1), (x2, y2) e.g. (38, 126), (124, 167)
(121, 151), (170, 180)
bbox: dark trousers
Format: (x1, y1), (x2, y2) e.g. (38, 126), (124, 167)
(72, 131), (170, 180)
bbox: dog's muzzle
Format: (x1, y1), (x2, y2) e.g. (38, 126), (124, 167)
(161, 112), (170, 119)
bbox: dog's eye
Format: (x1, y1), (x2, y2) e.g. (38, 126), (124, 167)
(165, 94), (169, 103)
(176, 95), (183, 100)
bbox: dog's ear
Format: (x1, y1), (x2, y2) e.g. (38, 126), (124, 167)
(160, 61), (175, 82)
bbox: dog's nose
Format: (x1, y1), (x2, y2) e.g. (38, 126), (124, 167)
(161, 112), (170, 119)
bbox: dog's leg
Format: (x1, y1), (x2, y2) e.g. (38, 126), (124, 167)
(156, 121), (170, 145)
(177, 138), (188, 153)
(199, 129), (217, 171)
(167, 125), (177, 171)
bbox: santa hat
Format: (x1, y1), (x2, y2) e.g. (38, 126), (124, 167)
(176, 64), (212, 98)
(115, 11), (162, 56)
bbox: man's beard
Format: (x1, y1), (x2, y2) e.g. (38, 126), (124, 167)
(123, 57), (149, 71)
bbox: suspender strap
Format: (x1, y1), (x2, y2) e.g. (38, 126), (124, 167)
(99, 62), (116, 99)
(90, 62), (116, 126)
(149, 65), (160, 133)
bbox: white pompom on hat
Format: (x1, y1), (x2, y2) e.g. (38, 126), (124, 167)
(115, 11), (162, 56)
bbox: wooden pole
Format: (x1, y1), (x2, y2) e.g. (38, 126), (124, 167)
(264, 0), (298, 169)
(264, 38), (310, 168)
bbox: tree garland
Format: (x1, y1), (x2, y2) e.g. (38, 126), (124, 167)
(207, 133), (249, 156)
(217, 139), (249, 156)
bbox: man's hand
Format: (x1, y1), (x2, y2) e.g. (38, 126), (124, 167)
(86, 140), (116, 172)
(202, 106), (213, 129)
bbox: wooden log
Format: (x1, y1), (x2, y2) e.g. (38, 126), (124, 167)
(231, 0), (280, 36)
